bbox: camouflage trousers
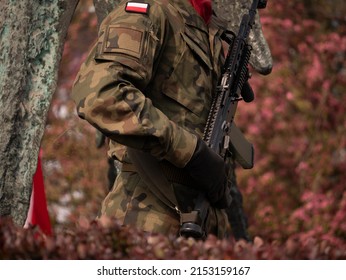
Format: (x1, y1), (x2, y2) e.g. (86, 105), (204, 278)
(100, 170), (231, 238)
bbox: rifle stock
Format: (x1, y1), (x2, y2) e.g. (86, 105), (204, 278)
(229, 122), (254, 169)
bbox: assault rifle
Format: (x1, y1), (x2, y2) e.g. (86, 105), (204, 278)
(179, 0), (268, 241)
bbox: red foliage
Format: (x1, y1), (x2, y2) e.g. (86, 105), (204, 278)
(235, 0), (346, 248)
(1, 217), (345, 260)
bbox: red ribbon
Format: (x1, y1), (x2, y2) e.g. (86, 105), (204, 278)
(189, 0), (212, 24)
(26, 150), (52, 236)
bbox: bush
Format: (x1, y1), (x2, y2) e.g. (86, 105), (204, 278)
(1, 217), (345, 260)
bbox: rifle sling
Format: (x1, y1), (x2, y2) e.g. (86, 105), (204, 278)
(126, 149), (206, 219)
(122, 151), (202, 226)
(121, 160), (199, 189)
(125, 149), (178, 214)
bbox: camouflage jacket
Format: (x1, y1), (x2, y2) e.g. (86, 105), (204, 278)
(71, 0), (229, 236)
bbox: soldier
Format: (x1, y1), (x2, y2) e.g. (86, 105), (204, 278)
(72, 0), (274, 239)
(72, 0), (232, 238)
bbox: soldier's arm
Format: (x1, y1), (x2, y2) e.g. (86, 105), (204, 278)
(71, 1), (197, 168)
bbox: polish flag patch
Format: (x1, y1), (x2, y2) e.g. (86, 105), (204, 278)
(125, 2), (150, 14)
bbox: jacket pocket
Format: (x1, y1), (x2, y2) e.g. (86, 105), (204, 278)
(93, 23), (157, 81)
(161, 25), (213, 117)
(182, 25), (213, 70)
(95, 24), (149, 60)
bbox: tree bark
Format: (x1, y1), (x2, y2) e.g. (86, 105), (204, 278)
(0, 0), (79, 226)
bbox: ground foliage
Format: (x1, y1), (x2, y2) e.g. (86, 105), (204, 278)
(1, 217), (345, 260)
(1, 0), (345, 259)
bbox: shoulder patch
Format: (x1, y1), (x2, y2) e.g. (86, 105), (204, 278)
(125, 2), (150, 14)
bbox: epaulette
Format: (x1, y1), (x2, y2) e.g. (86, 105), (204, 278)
(125, 1), (150, 14)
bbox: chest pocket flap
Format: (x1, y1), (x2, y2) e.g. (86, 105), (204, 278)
(181, 25), (213, 70)
(161, 23), (214, 117)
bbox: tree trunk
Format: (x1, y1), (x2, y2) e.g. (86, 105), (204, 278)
(0, 0), (79, 226)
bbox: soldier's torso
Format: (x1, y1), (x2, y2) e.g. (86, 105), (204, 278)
(147, 0), (225, 137)
(100, 0), (229, 236)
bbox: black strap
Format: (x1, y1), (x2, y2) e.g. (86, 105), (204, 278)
(121, 160), (198, 187)
(126, 148), (180, 214)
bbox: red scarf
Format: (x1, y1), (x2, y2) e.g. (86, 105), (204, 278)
(188, 0), (212, 24)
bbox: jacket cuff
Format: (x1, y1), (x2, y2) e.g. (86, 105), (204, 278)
(164, 124), (198, 168)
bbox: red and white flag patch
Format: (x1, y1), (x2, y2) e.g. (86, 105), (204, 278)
(125, 2), (150, 14)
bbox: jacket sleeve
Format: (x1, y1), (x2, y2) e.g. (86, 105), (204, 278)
(71, 3), (197, 168)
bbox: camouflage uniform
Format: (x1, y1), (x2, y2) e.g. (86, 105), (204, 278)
(71, 0), (231, 237)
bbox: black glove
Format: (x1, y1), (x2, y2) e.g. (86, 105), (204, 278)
(185, 138), (231, 208)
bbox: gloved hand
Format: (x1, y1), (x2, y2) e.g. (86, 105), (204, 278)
(184, 138), (232, 208)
